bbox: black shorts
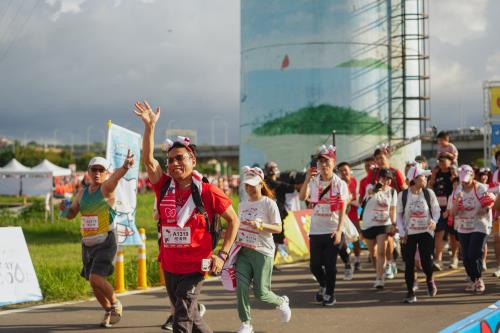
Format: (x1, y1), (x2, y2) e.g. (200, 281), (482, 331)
(362, 226), (392, 240)
(81, 232), (117, 280)
(435, 215), (448, 232)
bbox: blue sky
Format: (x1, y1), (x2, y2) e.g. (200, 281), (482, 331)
(0, 0), (498, 145)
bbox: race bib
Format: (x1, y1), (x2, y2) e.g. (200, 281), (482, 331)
(315, 203), (331, 216)
(162, 226), (191, 246)
(237, 228), (259, 249)
(372, 209), (389, 223)
(409, 216), (428, 232)
(81, 215), (99, 231)
(437, 196), (448, 207)
(457, 217), (475, 232)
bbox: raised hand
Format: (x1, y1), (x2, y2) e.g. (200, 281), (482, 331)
(133, 100), (161, 128)
(122, 149), (135, 170)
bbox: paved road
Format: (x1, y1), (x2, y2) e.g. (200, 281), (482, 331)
(1, 258), (499, 333)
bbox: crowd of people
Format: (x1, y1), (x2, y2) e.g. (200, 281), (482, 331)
(59, 101), (500, 333)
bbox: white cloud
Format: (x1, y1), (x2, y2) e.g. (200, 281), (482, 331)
(487, 51), (500, 80)
(46, 0), (87, 21)
(430, 0), (489, 46)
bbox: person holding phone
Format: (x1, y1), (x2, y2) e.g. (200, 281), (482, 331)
(299, 145), (349, 306)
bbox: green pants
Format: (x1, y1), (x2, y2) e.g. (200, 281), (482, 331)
(235, 247), (283, 323)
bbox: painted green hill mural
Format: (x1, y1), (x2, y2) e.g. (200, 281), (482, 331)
(252, 104), (389, 136)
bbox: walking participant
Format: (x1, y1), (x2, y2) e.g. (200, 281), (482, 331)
(235, 166), (292, 333)
(360, 168), (397, 289)
(450, 165), (495, 294)
(338, 162), (362, 272)
(134, 101), (239, 333)
(60, 154), (134, 327)
(368, 145), (407, 279)
(428, 153), (457, 271)
(397, 165), (440, 303)
(299, 145), (349, 306)
(489, 151), (500, 277)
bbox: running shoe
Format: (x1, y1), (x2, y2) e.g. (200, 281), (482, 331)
(110, 300), (122, 325)
(426, 280), (437, 297)
(373, 279), (384, 290)
(100, 311), (112, 328)
(432, 262), (442, 272)
(161, 315), (173, 331)
(384, 265), (394, 280)
(391, 262), (398, 276)
(198, 303), (206, 317)
(276, 296), (291, 322)
(343, 267), (353, 281)
(493, 268), (500, 278)
(322, 294), (336, 306)
(482, 261), (488, 271)
(354, 261), (362, 272)
(449, 257), (459, 270)
(237, 322), (254, 333)
(475, 279), (485, 294)
(315, 287), (326, 302)
(403, 293), (417, 304)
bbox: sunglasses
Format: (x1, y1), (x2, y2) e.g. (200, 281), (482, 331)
(89, 167), (106, 173)
(167, 153), (191, 164)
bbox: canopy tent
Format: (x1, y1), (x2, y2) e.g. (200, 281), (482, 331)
(0, 159), (33, 175)
(0, 159), (52, 196)
(32, 159), (71, 177)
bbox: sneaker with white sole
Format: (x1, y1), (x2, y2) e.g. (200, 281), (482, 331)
(276, 296), (291, 322)
(100, 311), (112, 328)
(315, 287), (326, 303)
(161, 315), (173, 331)
(110, 300), (122, 325)
(412, 280), (419, 292)
(475, 279), (485, 294)
(384, 265), (394, 280)
(403, 292), (417, 304)
(198, 303), (206, 317)
(236, 322), (254, 333)
(322, 294), (336, 306)
(426, 280), (437, 297)
(343, 267), (353, 281)
(432, 262), (442, 272)
(391, 262), (398, 276)
(449, 257), (459, 270)
(493, 268), (500, 278)
(373, 279), (384, 290)
(465, 281), (475, 292)
(482, 261), (487, 271)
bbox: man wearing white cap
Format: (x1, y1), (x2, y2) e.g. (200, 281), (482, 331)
(451, 165), (495, 293)
(60, 152), (134, 327)
(397, 165), (440, 303)
(134, 100), (239, 333)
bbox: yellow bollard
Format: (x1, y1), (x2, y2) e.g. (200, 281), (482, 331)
(137, 228), (148, 289)
(114, 246), (127, 293)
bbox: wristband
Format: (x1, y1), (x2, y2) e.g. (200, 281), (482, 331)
(217, 252), (228, 262)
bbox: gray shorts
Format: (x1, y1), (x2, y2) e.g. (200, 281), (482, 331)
(81, 232), (117, 280)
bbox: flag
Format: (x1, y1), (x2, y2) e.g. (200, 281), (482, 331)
(280, 54), (289, 70)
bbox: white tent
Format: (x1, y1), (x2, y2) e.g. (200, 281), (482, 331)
(0, 159), (52, 196)
(32, 159), (71, 177)
(1, 159), (32, 175)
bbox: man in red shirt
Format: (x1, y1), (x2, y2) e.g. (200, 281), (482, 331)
(134, 101), (239, 333)
(358, 157), (376, 206)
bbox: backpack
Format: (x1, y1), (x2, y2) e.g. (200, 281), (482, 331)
(157, 176), (221, 250)
(401, 188), (433, 220)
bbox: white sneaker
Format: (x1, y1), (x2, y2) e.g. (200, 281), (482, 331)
(449, 257), (459, 270)
(412, 280), (419, 292)
(384, 265), (394, 280)
(373, 279), (384, 290)
(276, 296), (291, 323)
(482, 260), (487, 271)
(391, 262), (398, 276)
(343, 267), (353, 281)
(493, 268), (500, 278)
(237, 322), (254, 333)
(198, 303), (206, 317)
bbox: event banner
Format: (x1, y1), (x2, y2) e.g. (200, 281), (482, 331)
(0, 227), (43, 306)
(106, 122), (142, 246)
(490, 87), (500, 116)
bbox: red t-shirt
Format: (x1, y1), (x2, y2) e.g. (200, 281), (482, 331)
(153, 174), (232, 274)
(358, 175), (370, 203)
(346, 176), (358, 222)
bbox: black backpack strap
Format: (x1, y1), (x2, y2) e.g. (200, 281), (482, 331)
(319, 184), (332, 201)
(402, 189), (409, 216)
(423, 188), (432, 220)
(191, 182), (210, 233)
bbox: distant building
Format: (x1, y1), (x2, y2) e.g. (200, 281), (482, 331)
(0, 136), (13, 148)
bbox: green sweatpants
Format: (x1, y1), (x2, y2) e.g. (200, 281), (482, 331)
(235, 247), (283, 323)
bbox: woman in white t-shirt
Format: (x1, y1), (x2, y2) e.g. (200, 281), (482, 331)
(299, 145), (349, 307)
(235, 166), (291, 333)
(397, 165), (441, 304)
(360, 168), (397, 290)
(451, 165), (495, 294)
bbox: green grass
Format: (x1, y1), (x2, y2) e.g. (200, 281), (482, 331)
(0, 191), (239, 307)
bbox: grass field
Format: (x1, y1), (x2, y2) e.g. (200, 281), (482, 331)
(0, 192), (239, 306)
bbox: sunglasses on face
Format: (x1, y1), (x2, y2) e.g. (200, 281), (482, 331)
(167, 153), (191, 164)
(90, 167), (106, 173)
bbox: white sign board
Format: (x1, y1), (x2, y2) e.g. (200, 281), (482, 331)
(0, 227), (43, 306)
